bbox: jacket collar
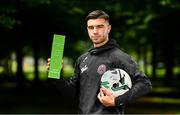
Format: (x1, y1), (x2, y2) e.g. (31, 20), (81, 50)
(88, 39), (120, 55)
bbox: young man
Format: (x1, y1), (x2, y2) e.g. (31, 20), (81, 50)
(47, 10), (152, 114)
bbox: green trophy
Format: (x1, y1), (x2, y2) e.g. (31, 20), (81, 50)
(48, 34), (65, 79)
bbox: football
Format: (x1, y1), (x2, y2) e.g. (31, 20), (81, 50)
(101, 68), (132, 97)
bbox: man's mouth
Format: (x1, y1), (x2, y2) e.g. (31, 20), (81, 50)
(93, 36), (100, 39)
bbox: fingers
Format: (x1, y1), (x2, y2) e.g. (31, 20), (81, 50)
(97, 91), (104, 104)
(46, 58), (51, 71)
(98, 88), (115, 107)
(100, 88), (105, 97)
(46, 58), (64, 71)
(62, 59), (64, 70)
(97, 92), (101, 101)
(101, 88), (113, 96)
(97, 88), (105, 103)
(101, 88), (108, 96)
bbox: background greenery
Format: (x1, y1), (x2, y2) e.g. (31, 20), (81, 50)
(0, 0), (180, 114)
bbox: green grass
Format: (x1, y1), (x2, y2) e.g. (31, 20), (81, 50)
(139, 96), (180, 104)
(152, 86), (178, 93)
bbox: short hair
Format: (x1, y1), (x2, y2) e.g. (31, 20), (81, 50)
(86, 10), (109, 22)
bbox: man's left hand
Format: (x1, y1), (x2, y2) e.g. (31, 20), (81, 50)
(97, 87), (115, 107)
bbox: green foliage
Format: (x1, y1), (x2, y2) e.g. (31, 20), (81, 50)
(0, 0), (180, 82)
(22, 0), (51, 8)
(0, 5), (17, 29)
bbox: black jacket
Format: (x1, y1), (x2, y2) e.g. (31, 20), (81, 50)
(50, 39), (152, 114)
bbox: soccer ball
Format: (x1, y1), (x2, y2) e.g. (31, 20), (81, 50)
(101, 68), (132, 97)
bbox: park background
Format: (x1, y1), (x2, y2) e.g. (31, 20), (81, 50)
(0, 0), (180, 114)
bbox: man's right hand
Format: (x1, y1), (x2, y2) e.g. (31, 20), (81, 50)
(46, 58), (64, 71)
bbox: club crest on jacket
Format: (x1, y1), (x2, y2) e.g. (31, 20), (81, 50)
(97, 64), (106, 75)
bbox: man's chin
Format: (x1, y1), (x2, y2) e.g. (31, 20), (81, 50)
(92, 40), (100, 44)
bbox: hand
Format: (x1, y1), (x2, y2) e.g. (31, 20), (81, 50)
(46, 58), (64, 71)
(97, 87), (115, 107)
(46, 58), (51, 71)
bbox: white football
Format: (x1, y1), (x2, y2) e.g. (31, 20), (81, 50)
(101, 68), (132, 97)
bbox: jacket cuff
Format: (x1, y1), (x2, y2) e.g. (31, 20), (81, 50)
(115, 93), (128, 107)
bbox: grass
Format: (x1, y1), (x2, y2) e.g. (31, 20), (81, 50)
(139, 96), (180, 104)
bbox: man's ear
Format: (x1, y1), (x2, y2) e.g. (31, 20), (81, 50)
(108, 25), (111, 33)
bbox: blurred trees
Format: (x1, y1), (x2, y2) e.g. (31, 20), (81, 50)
(0, 0), (180, 87)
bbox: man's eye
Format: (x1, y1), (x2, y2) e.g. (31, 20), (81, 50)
(97, 25), (104, 28)
(87, 25), (104, 30)
(87, 26), (94, 29)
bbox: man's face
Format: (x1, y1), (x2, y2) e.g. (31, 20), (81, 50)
(87, 18), (111, 47)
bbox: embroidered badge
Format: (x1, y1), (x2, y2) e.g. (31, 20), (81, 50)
(97, 64), (106, 75)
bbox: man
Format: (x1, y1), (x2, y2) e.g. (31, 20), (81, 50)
(47, 10), (152, 114)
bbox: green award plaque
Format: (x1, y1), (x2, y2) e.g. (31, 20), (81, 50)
(48, 34), (65, 79)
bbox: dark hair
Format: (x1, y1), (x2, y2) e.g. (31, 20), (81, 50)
(86, 10), (109, 22)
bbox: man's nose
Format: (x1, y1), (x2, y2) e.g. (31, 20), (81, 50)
(93, 27), (98, 33)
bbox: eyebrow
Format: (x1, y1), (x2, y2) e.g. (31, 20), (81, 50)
(87, 24), (104, 27)
(87, 24), (105, 29)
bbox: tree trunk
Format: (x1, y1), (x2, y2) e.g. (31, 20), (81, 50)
(152, 44), (157, 80)
(34, 44), (39, 83)
(16, 45), (24, 89)
(163, 44), (173, 85)
(143, 46), (148, 76)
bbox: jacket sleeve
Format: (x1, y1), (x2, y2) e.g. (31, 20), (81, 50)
(115, 70), (152, 107)
(113, 52), (152, 107)
(48, 59), (80, 96)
